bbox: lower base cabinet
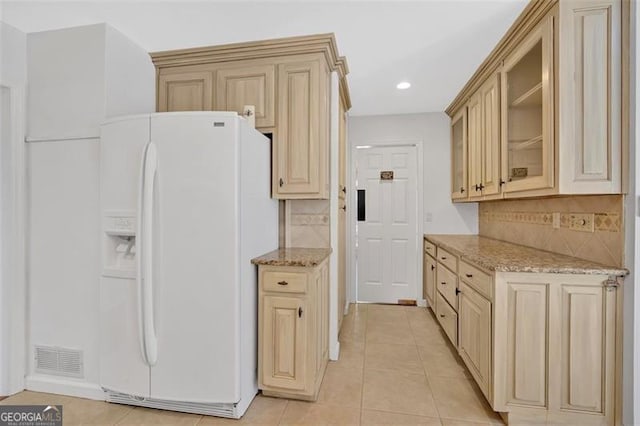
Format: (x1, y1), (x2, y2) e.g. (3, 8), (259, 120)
(423, 239), (622, 425)
(258, 260), (329, 401)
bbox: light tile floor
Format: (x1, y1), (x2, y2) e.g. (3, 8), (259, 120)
(1, 304), (505, 425)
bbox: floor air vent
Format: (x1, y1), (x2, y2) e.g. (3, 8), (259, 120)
(35, 345), (84, 378)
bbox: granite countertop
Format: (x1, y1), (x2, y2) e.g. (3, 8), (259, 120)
(425, 234), (628, 276)
(251, 248), (332, 267)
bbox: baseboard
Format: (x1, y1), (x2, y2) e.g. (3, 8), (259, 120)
(329, 341), (340, 361)
(26, 375), (105, 401)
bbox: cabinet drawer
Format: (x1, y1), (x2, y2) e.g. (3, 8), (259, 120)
(436, 292), (458, 347)
(437, 247), (458, 272)
(437, 263), (458, 311)
(424, 240), (436, 257)
(459, 261), (492, 300)
(263, 270), (308, 293)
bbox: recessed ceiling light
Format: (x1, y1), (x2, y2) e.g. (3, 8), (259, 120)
(396, 81), (411, 90)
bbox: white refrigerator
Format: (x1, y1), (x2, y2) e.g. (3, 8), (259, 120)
(99, 112), (278, 418)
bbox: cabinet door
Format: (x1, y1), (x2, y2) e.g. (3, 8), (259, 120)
(467, 93), (483, 199)
(450, 108), (468, 200)
(458, 282), (492, 401)
(554, 283), (616, 417)
(424, 254), (437, 309)
(501, 14), (554, 193)
(262, 295), (307, 391)
(559, 0), (621, 193)
(481, 74), (501, 196)
(215, 62), (276, 128)
(158, 70), (213, 112)
(274, 60), (325, 198)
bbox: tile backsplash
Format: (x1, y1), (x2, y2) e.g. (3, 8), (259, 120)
(284, 200), (330, 248)
(479, 195), (623, 267)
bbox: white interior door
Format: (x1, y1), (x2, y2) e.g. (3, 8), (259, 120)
(356, 145), (418, 304)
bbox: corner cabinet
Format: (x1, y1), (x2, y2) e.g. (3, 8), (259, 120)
(447, 0), (625, 201)
(258, 260), (329, 401)
(151, 34), (351, 200)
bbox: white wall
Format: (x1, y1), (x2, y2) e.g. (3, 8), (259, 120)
(349, 113), (478, 235)
(0, 21), (27, 396)
(26, 24), (153, 399)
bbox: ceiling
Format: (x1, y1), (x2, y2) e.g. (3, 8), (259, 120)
(1, 0), (528, 116)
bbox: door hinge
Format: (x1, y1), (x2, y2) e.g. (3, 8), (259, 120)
(603, 276), (620, 292)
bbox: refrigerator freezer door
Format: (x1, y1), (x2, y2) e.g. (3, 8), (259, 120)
(100, 116), (151, 397)
(149, 113), (241, 403)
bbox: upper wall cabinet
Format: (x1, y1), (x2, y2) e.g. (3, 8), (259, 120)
(447, 0), (625, 201)
(215, 61), (276, 128)
(558, 0), (622, 194)
(158, 68), (214, 112)
(273, 58), (328, 199)
(501, 15), (554, 194)
(450, 109), (467, 200)
(151, 34), (351, 200)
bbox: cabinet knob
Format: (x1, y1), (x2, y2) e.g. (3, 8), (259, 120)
(441, 257), (447, 260)
(277, 281), (288, 286)
(475, 184), (480, 191)
(341, 186), (347, 194)
(431, 265), (435, 271)
(439, 314), (445, 318)
(279, 178), (284, 187)
(298, 307), (303, 318)
(499, 180), (506, 186)
(479, 183), (485, 190)
(465, 273), (473, 278)
(340, 205), (346, 211)
(460, 187), (465, 193)
(456, 288), (462, 295)
(440, 281), (447, 285)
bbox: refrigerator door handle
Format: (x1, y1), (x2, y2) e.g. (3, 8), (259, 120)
(136, 142), (149, 366)
(138, 141), (159, 366)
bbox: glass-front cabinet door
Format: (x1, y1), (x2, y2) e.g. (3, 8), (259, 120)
(450, 108), (467, 200)
(501, 14), (554, 193)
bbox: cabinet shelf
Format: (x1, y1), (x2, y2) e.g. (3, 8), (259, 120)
(510, 82), (542, 107)
(508, 134), (542, 151)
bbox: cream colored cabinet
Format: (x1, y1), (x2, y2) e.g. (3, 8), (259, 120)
(214, 61), (276, 128)
(151, 35), (350, 200)
(466, 74), (501, 199)
(273, 58), (328, 199)
(458, 281), (492, 402)
(424, 251), (436, 309)
(558, 0), (622, 193)
(337, 101), (347, 329)
(450, 109), (468, 200)
(262, 295), (307, 391)
(426, 237), (621, 425)
(258, 260), (329, 401)
(448, 1), (625, 199)
(480, 74), (501, 196)
(157, 69), (214, 112)
(501, 14), (555, 194)
(493, 272), (619, 425)
(467, 94), (482, 200)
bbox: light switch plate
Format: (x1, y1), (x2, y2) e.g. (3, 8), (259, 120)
(569, 213), (595, 232)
